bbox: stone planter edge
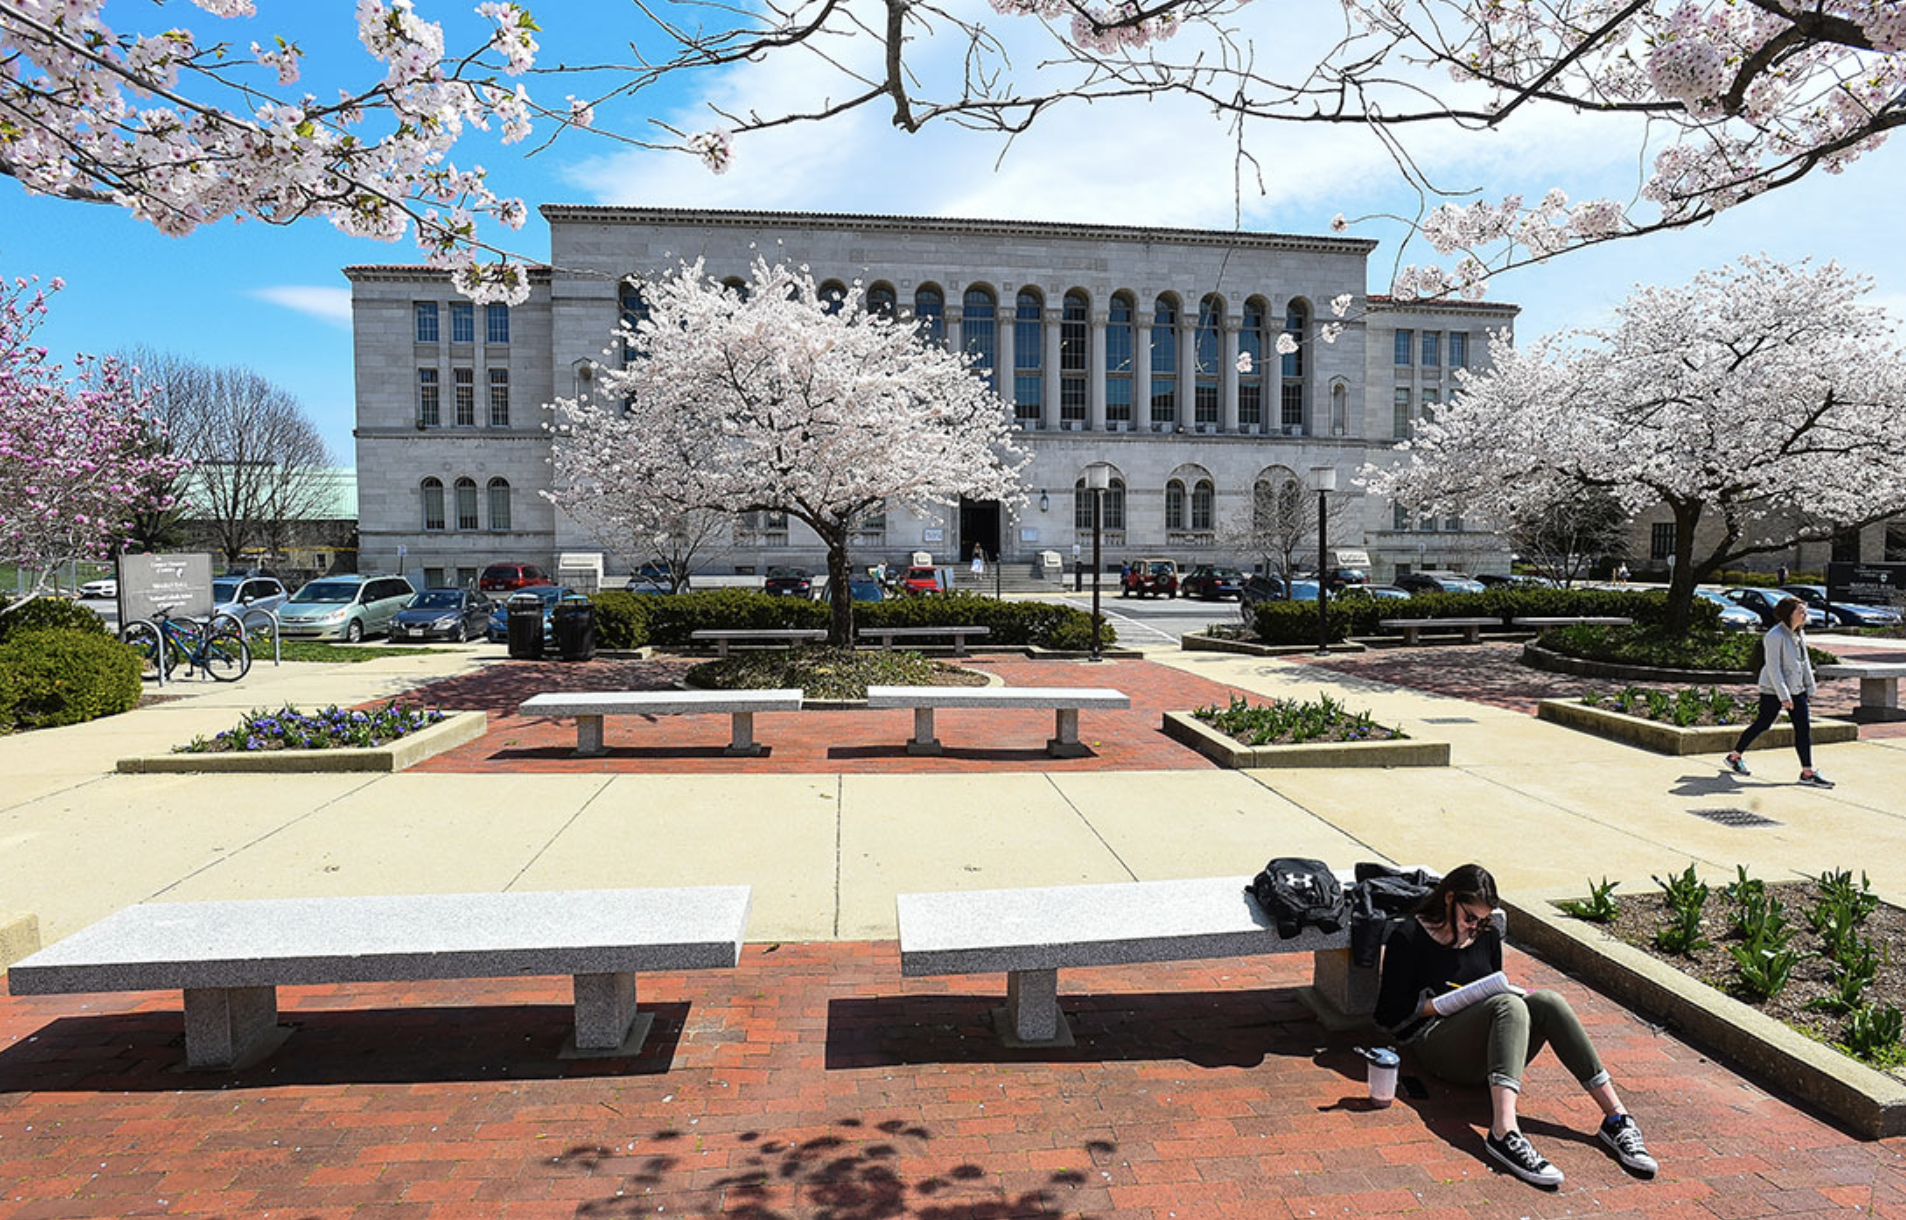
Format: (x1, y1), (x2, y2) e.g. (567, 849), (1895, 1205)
(1161, 710), (1449, 768)
(115, 711), (489, 775)
(1535, 698), (1857, 756)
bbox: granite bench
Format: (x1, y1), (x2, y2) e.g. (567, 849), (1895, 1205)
(857, 625), (991, 657)
(690, 628), (827, 657)
(863, 685), (1129, 758)
(519, 690), (804, 756)
(5, 886), (752, 1069)
(1378, 616), (1500, 644)
(1510, 616), (1635, 629)
(1817, 662), (1906, 721)
(896, 874), (1375, 1046)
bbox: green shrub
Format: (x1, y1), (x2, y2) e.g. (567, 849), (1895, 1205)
(0, 596), (109, 644)
(1251, 599), (1377, 644)
(588, 590), (656, 649)
(861, 592), (1111, 649)
(1041, 613), (1117, 651)
(638, 589), (829, 645)
(0, 628), (142, 730)
(1247, 586), (1696, 645)
(618, 588), (1107, 650)
(1541, 624), (1837, 672)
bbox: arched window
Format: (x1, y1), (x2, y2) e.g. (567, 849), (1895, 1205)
(1106, 294), (1134, 426)
(818, 279), (848, 316)
(866, 282), (896, 318)
(1192, 479), (1214, 531)
(721, 276), (750, 302)
(1281, 301), (1308, 432)
(1073, 474), (1127, 530)
(1013, 289), (1042, 425)
(487, 478), (511, 531)
(421, 478), (445, 531)
(1165, 478), (1186, 529)
(1150, 295), (1178, 426)
(1060, 291), (1088, 424)
(1239, 299), (1266, 429)
(1195, 295), (1221, 426)
(963, 286), (997, 391)
(454, 477), (479, 531)
(914, 286), (945, 347)
(1331, 382), (1348, 436)
(619, 282), (649, 362)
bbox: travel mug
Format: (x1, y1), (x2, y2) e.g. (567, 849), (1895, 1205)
(1364, 1047), (1399, 1107)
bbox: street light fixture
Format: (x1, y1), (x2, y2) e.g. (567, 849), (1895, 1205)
(1311, 466), (1338, 656)
(1083, 462), (1112, 663)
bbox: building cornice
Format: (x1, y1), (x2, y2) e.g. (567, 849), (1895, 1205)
(344, 265), (552, 283)
(1364, 294), (1519, 316)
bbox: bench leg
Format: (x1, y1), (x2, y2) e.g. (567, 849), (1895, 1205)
(575, 714), (605, 757)
(725, 710), (765, 757)
(995, 968), (1073, 1047)
(716, 639), (731, 658)
(1296, 948), (1381, 1031)
(1463, 625), (1482, 644)
(1403, 627), (1420, 646)
(907, 706), (942, 756)
(1862, 678), (1899, 712)
(567, 972), (653, 1058)
(1047, 708), (1089, 758)
(183, 985), (283, 1070)
(952, 634), (968, 658)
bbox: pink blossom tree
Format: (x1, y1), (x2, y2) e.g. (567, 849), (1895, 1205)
(1362, 256), (1906, 632)
(0, 276), (188, 615)
(545, 258), (1027, 644)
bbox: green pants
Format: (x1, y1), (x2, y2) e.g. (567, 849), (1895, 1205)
(1409, 990), (1608, 1093)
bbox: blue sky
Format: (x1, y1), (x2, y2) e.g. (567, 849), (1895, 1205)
(3, 2), (1902, 463)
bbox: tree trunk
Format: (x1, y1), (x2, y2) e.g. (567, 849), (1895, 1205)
(821, 527), (854, 646)
(1663, 501), (1703, 634)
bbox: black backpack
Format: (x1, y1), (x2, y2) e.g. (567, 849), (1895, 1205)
(1347, 863), (1441, 966)
(1249, 857), (1347, 939)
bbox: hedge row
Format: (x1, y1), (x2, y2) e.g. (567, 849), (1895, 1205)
(0, 596), (109, 644)
(0, 627), (143, 731)
(1250, 587), (1716, 645)
(589, 589), (1116, 650)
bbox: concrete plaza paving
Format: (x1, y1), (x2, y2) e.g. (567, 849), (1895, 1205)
(1, 640), (1903, 1217)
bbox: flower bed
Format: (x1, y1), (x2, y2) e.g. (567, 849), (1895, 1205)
(177, 702), (448, 752)
(1162, 694), (1448, 769)
(116, 703), (488, 774)
(1193, 692), (1404, 745)
(1584, 683), (1746, 727)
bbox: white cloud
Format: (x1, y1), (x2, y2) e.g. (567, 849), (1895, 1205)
(249, 285), (352, 327)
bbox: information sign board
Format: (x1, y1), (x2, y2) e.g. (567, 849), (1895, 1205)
(119, 553), (214, 624)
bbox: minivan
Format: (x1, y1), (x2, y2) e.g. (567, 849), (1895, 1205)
(278, 575), (418, 642)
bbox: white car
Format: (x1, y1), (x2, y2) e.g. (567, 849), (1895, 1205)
(79, 578), (117, 599)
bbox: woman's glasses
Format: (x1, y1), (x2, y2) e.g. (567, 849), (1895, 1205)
(1455, 904), (1491, 930)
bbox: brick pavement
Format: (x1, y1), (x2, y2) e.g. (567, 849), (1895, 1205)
(2, 942), (1900, 1219)
(403, 656), (1245, 774)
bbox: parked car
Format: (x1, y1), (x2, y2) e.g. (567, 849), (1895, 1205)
(1323, 566), (1369, 590)
(1284, 579), (1321, 601)
(278, 574), (417, 642)
(1695, 588), (1764, 632)
(1121, 557), (1180, 598)
(1475, 573), (1556, 589)
(847, 578), (887, 603)
(1781, 584), (1904, 628)
(1337, 583), (1412, 601)
(478, 562), (553, 593)
(763, 566), (814, 598)
(1239, 573), (1286, 611)
(78, 577), (118, 599)
(1723, 586), (1828, 628)
(1395, 571), (1487, 596)
(1181, 565), (1246, 600)
(389, 587), (493, 642)
(210, 574), (289, 622)
(898, 566), (943, 595)
(624, 562), (685, 594)
(485, 584), (577, 643)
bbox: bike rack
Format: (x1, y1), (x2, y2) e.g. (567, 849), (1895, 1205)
(236, 607), (281, 666)
(120, 618), (164, 687)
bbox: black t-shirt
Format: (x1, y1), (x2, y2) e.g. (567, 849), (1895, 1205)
(1374, 916), (1504, 1038)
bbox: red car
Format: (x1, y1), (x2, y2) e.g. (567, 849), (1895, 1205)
(479, 562), (554, 592)
(899, 565), (943, 595)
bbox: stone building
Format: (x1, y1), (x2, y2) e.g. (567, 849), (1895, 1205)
(348, 208), (1517, 586)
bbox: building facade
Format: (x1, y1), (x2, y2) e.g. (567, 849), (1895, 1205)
(349, 208), (1517, 587)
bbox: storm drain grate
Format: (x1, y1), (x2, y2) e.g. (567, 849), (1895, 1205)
(1690, 807), (1781, 828)
(1422, 717), (1479, 724)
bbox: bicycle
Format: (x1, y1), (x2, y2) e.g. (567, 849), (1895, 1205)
(121, 605), (252, 682)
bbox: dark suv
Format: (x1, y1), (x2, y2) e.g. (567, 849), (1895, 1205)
(1395, 571), (1486, 595)
(479, 562), (553, 592)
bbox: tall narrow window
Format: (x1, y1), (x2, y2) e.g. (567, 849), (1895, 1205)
(1421, 330), (1440, 367)
(485, 303), (510, 344)
(1238, 301), (1264, 428)
(453, 367), (475, 426)
(414, 302), (439, 343)
(1394, 502), (1412, 531)
(450, 301), (474, 344)
(455, 477), (479, 531)
(1420, 387), (1439, 425)
(1194, 296), (1220, 426)
(914, 287), (945, 347)
(421, 478), (445, 530)
(1331, 383), (1348, 436)
(620, 283), (649, 362)
(1393, 387), (1411, 439)
(487, 478), (511, 530)
(1650, 521), (1676, 560)
(1165, 479), (1186, 529)
(1104, 478), (1126, 530)
(1150, 296), (1177, 426)
(963, 286), (997, 391)
(1060, 291), (1087, 424)
(1281, 302), (1307, 431)
(1106, 295), (1134, 425)
(867, 283), (897, 318)
(1014, 289), (1042, 425)
(1394, 329), (1412, 366)
(1191, 479), (1214, 531)
(488, 368), (510, 427)
(1074, 479), (1095, 530)
(418, 368), (440, 427)
(1449, 331), (1468, 368)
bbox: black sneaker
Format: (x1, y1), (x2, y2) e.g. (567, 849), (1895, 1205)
(1485, 1129), (1564, 1188)
(1798, 772), (1835, 789)
(1599, 1114), (1658, 1177)
(1725, 754), (1750, 776)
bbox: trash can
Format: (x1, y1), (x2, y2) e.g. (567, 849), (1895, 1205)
(507, 593), (546, 660)
(552, 596), (596, 661)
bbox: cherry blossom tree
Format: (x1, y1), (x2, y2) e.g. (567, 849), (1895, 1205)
(4, 3), (1903, 301)
(544, 257), (1027, 643)
(1362, 256), (1906, 632)
(0, 276), (187, 615)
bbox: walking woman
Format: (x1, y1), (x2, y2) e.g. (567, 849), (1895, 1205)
(1374, 864), (1658, 1188)
(1725, 595), (1833, 787)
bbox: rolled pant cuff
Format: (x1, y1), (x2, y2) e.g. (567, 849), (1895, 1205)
(1487, 1072), (1522, 1092)
(1581, 1069), (1611, 1089)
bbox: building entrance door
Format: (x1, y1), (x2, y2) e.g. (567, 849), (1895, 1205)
(959, 498), (1001, 563)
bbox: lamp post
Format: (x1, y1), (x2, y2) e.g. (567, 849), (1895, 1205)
(1084, 463), (1112, 662)
(1311, 466), (1338, 656)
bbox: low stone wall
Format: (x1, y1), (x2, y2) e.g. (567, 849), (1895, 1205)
(1522, 641), (1753, 685)
(1161, 711), (1449, 769)
(115, 711), (489, 774)
(1535, 698), (1858, 755)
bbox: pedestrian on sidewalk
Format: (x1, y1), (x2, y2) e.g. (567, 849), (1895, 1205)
(1726, 595), (1832, 787)
(1374, 864), (1659, 1189)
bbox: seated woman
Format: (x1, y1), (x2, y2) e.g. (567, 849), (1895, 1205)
(1373, 863), (1658, 1188)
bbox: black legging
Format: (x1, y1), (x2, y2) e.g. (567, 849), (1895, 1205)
(1733, 692), (1812, 769)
